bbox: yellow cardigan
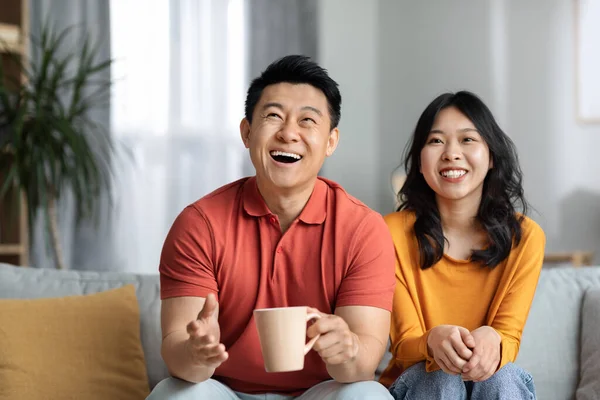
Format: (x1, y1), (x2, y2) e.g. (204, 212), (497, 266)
(379, 210), (545, 387)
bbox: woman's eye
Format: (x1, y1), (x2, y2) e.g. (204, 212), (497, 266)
(428, 138), (443, 144)
(463, 137), (475, 143)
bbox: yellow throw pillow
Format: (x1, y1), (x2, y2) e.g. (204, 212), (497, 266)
(0, 285), (150, 400)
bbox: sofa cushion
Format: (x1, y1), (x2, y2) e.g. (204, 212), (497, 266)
(0, 285), (149, 399)
(576, 288), (600, 399)
(0, 264), (168, 389)
(517, 266), (600, 400)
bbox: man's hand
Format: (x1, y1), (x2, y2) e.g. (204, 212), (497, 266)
(427, 325), (476, 375)
(306, 307), (359, 365)
(461, 326), (501, 382)
(185, 293), (229, 368)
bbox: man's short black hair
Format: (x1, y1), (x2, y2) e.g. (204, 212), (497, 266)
(244, 55), (341, 130)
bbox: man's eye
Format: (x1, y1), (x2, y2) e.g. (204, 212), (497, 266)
(302, 118), (316, 123)
(267, 113), (281, 119)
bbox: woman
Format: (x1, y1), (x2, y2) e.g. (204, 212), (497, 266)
(381, 91), (545, 399)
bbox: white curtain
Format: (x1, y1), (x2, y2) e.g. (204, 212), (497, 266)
(109, 0), (248, 274)
(29, 0), (115, 271)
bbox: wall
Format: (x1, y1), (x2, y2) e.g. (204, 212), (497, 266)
(319, 0), (600, 261)
(318, 0), (380, 210)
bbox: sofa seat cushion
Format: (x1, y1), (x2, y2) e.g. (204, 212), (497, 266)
(0, 285), (150, 400)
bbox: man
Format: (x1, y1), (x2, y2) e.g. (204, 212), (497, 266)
(147, 55), (395, 399)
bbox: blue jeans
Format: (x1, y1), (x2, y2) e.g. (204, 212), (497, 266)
(389, 362), (536, 400)
(147, 377), (393, 399)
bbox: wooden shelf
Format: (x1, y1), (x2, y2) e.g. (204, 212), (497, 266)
(544, 251), (594, 267)
(0, 23), (21, 53)
(0, 244), (24, 255)
(1, 0), (29, 267)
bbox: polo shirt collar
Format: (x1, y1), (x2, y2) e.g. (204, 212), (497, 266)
(298, 178), (327, 224)
(242, 177), (271, 217)
(242, 177), (327, 224)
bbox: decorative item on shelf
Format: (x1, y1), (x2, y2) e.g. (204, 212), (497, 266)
(390, 167), (406, 211)
(0, 22), (114, 269)
(0, 23), (20, 53)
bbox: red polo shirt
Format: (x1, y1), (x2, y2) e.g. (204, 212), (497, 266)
(159, 176), (395, 395)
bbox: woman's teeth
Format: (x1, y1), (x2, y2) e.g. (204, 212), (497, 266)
(441, 170), (466, 178)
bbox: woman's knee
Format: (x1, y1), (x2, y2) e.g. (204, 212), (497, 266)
(473, 363), (535, 400)
(485, 363), (534, 386)
(389, 363), (466, 400)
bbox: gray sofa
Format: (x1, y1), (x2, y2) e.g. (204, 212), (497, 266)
(1, 263), (599, 400)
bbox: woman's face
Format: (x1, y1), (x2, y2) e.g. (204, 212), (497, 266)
(419, 106), (492, 205)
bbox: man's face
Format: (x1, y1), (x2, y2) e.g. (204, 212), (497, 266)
(240, 83), (339, 191)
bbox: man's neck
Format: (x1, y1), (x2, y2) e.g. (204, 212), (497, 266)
(256, 177), (317, 232)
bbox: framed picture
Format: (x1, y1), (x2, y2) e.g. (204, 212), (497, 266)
(575, 0), (600, 123)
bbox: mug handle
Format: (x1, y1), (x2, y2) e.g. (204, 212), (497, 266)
(304, 312), (322, 355)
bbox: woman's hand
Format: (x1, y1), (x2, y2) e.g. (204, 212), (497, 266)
(460, 326), (501, 382)
(427, 325), (475, 375)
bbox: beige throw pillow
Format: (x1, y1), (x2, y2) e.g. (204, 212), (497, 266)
(0, 285), (150, 400)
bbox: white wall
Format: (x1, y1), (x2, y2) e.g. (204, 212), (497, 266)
(319, 0), (600, 261)
(318, 0), (380, 210)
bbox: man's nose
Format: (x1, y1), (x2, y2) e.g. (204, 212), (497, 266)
(277, 119), (300, 142)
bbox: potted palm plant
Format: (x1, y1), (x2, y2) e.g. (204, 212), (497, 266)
(0, 23), (114, 269)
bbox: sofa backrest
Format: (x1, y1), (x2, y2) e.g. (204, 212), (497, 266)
(517, 266), (600, 400)
(3, 263), (600, 397)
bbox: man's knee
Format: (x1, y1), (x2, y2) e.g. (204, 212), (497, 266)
(335, 381), (393, 399)
(146, 377), (238, 400)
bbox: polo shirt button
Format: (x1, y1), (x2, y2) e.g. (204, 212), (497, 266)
(269, 216), (277, 224)
(277, 246), (283, 253)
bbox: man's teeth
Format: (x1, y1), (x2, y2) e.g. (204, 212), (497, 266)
(270, 151), (302, 160)
(441, 170), (466, 178)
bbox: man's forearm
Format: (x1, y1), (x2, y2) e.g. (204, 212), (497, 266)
(326, 333), (385, 383)
(161, 330), (216, 383)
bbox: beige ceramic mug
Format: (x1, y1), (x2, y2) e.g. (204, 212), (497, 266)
(253, 306), (321, 372)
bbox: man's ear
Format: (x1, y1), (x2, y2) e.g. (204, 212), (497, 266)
(240, 118), (251, 148)
(325, 128), (340, 157)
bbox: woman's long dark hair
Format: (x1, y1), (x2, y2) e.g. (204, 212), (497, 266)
(398, 91), (527, 269)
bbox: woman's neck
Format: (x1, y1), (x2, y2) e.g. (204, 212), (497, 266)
(436, 195), (481, 233)
(436, 195), (488, 259)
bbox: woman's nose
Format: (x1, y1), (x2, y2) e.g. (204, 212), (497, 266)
(442, 142), (462, 161)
